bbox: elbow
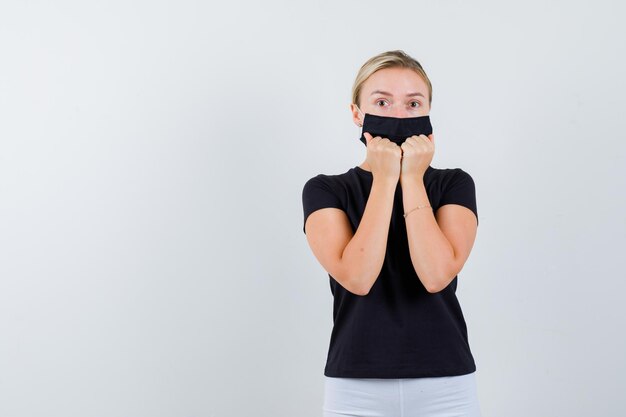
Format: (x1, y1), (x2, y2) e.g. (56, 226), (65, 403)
(343, 273), (376, 296)
(335, 259), (382, 296)
(423, 267), (460, 294)
(333, 261), (380, 296)
(351, 287), (371, 296)
(347, 280), (373, 296)
(424, 280), (446, 294)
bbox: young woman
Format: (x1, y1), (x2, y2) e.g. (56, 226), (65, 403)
(302, 50), (482, 417)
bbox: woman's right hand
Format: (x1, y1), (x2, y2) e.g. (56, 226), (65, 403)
(364, 132), (402, 183)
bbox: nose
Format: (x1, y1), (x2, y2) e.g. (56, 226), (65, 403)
(391, 106), (412, 118)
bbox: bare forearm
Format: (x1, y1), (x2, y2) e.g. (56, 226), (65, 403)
(401, 178), (457, 292)
(341, 177), (397, 295)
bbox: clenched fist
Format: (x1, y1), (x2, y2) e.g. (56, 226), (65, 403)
(400, 134), (435, 184)
(364, 132), (402, 183)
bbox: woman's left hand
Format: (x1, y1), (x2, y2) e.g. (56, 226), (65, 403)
(400, 134), (435, 184)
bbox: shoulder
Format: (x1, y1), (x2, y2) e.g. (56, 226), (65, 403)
(302, 168), (357, 205)
(427, 166), (474, 182)
(427, 166), (475, 192)
(302, 174), (337, 196)
(302, 168), (356, 194)
(303, 173), (335, 188)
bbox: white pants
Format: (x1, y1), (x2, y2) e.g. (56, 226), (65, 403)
(323, 372), (482, 417)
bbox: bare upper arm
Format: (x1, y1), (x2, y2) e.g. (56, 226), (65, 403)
(304, 208), (354, 281)
(435, 204), (478, 274)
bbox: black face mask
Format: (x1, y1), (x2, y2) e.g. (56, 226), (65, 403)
(359, 113), (433, 147)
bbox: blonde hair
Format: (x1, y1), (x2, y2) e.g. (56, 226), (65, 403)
(351, 50), (432, 107)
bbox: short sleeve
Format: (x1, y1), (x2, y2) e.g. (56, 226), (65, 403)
(438, 169), (479, 225)
(302, 175), (344, 234)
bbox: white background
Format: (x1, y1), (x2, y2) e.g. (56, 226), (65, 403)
(1, 1), (625, 416)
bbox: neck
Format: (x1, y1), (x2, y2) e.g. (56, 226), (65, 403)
(359, 161), (372, 172)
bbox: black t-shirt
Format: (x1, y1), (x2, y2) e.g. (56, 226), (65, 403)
(301, 165), (478, 378)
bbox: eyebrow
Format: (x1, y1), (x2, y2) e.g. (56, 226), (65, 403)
(370, 90), (425, 98)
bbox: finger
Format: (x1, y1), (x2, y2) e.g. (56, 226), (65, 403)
(417, 135), (432, 147)
(364, 132), (373, 145)
(403, 137), (417, 148)
(427, 134), (434, 142)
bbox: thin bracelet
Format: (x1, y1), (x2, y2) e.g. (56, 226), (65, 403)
(403, 204), (432, 218)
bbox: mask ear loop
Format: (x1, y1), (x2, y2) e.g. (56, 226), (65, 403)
(355, 105), (365, 127)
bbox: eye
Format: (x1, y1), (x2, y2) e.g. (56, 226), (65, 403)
(409, 101), (421, 108)
(375, 99), (389, 107)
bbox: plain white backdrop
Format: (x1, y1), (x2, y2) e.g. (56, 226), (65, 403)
(1, 1), (625, 416)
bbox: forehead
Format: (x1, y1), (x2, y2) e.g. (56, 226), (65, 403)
(362, 67), (429, 96)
